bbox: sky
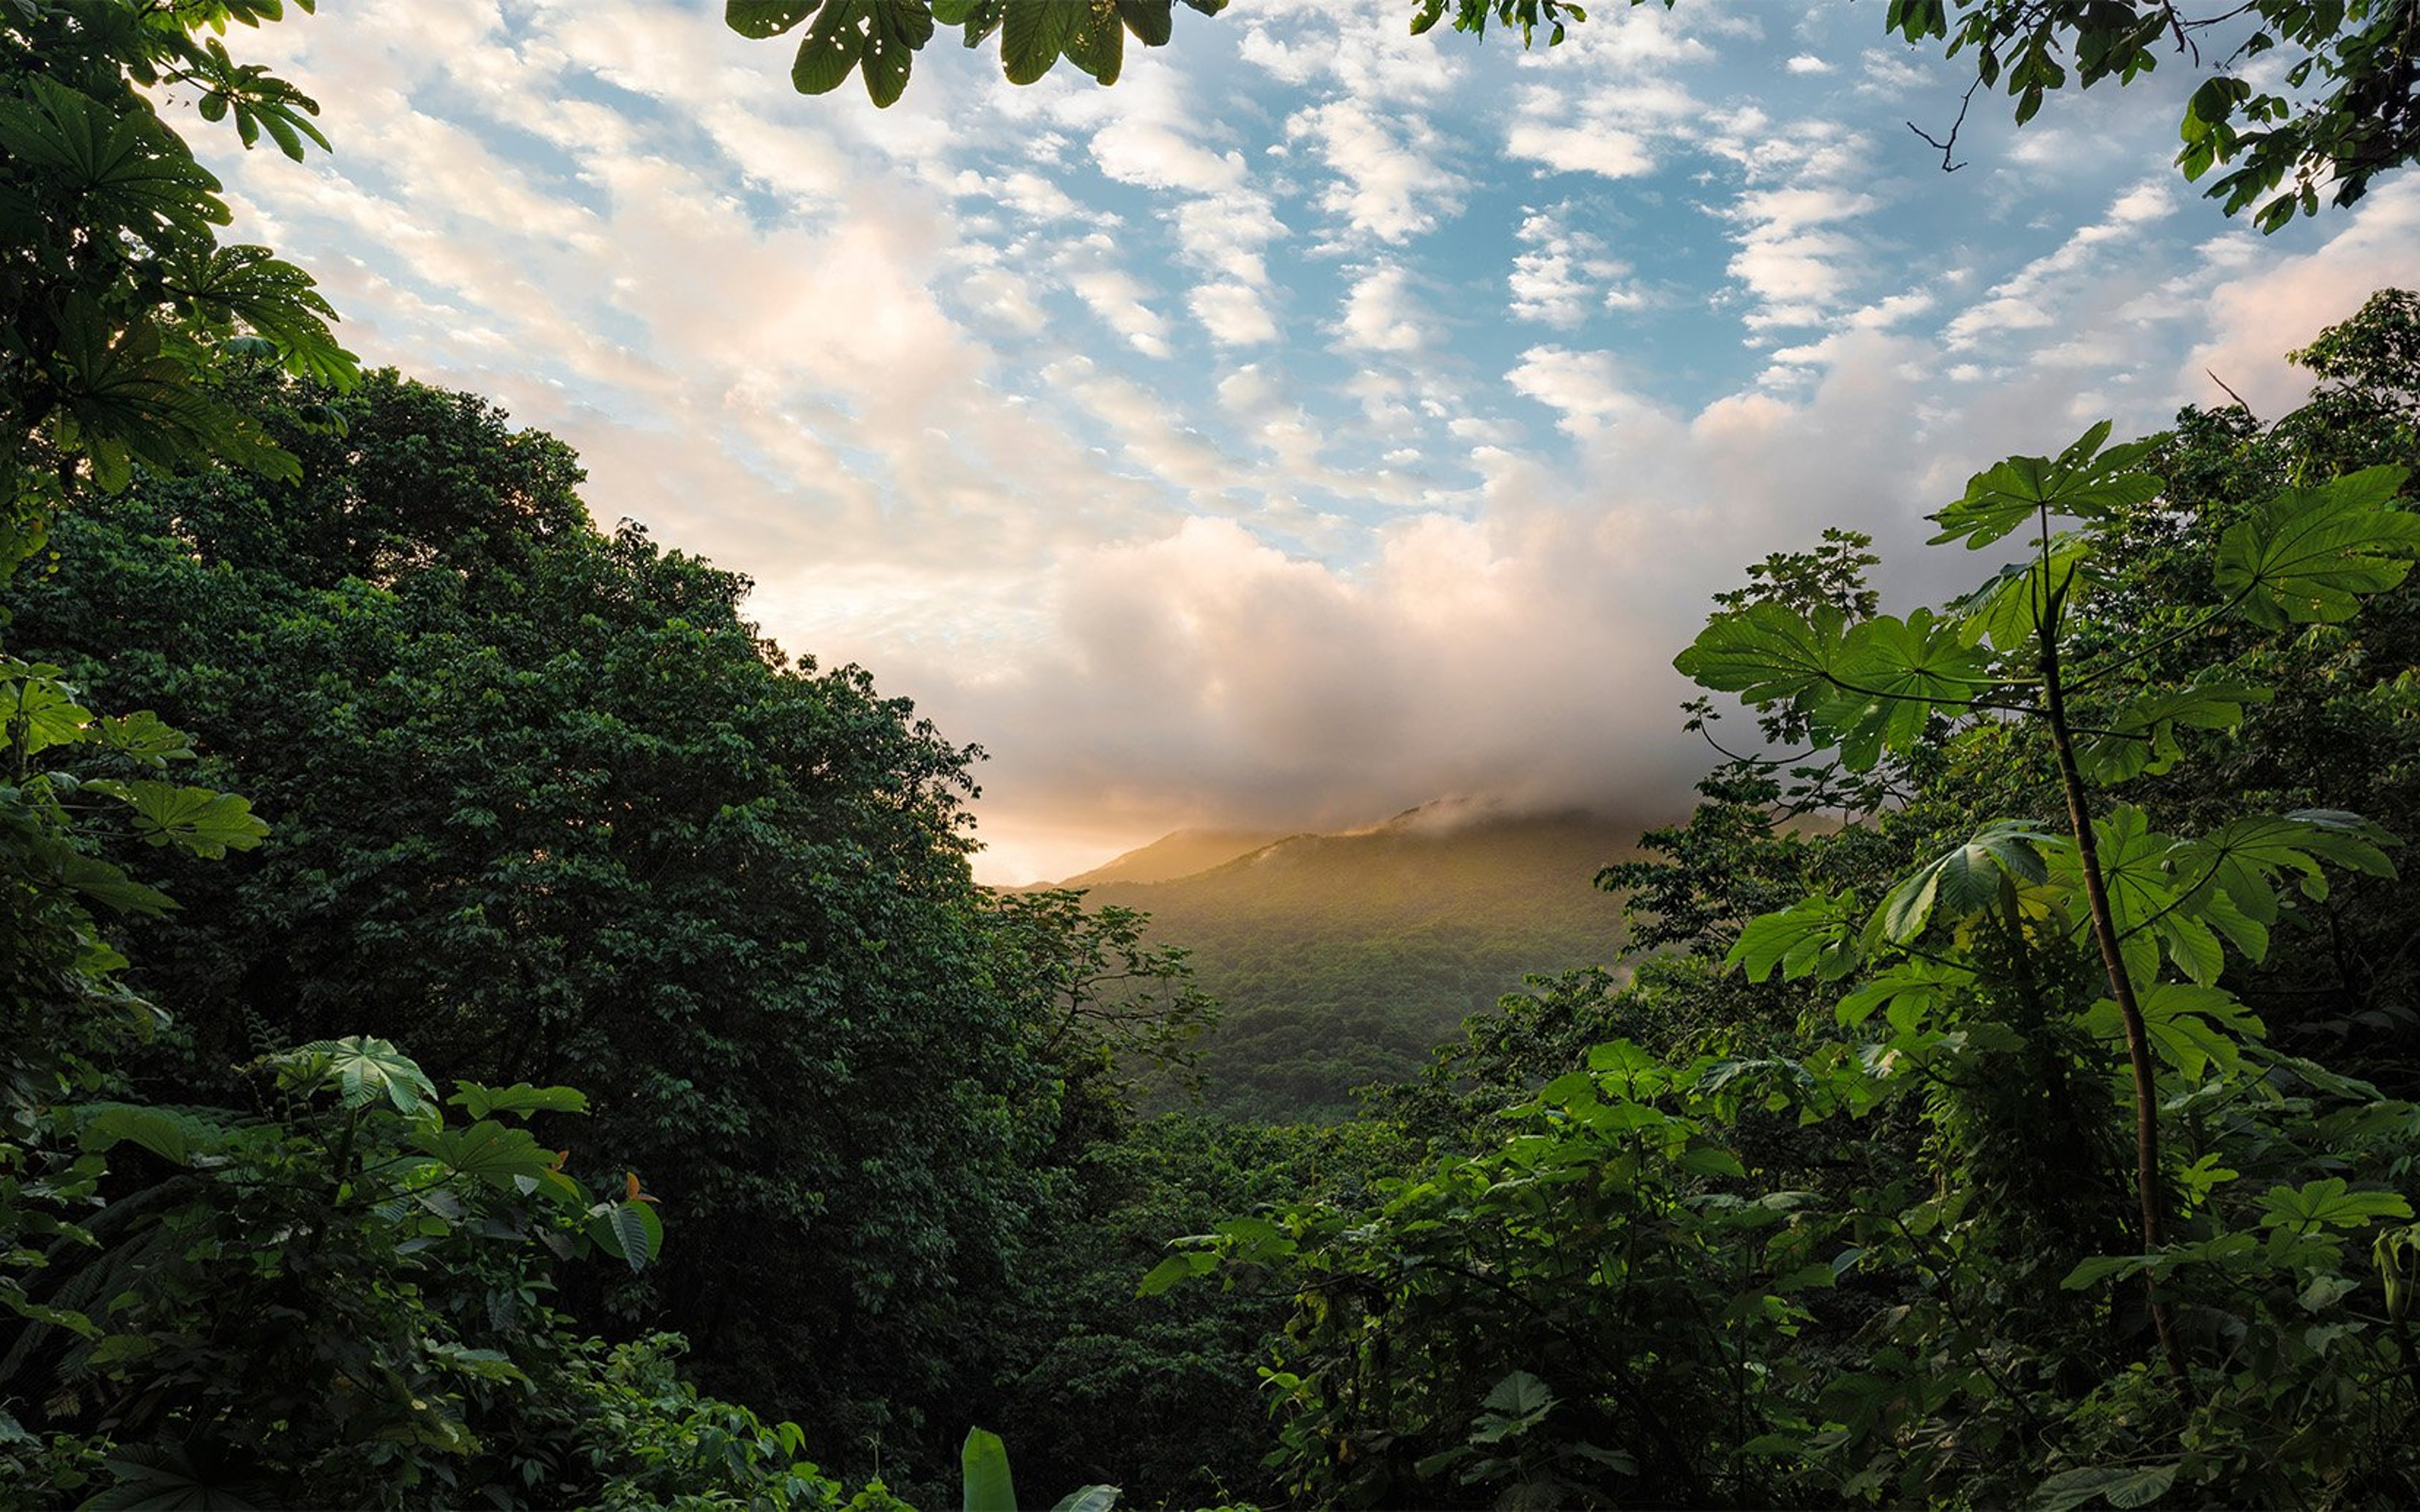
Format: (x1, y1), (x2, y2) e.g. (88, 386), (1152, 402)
(180, 0), (2420, 883)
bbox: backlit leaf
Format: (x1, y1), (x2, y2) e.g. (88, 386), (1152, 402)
(2214, 465), (2420, 627)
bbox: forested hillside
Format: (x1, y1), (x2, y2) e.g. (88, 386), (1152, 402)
(1071, 806), (1642, 1119)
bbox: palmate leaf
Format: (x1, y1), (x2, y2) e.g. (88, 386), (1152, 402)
(84, 779), (268, 857)
(1928, 421), (2165, 550)
(1953, 536), (2095, 651)
(727, 0), (821, 37)
(79, 1103), (224, 1166)
(2257, 1177), (2412, 1230)
(2170, 809), (2399, 933)
(790, 0), (869, 94)
(2082, 982), (2264, 1080)
(416, 1120), (563, 1188)
(1117, 0), (1175, 47)
(159, 244), (355, 386)
(1726, 890), (1861, 982)
(1818, 608), (1998, 770)
(1, 669), (93, 757)
(96, 709), (195, 767)
(2215, 465), (2420, 627)
(1835, 958), (1973, 1033)
(2076, 681), (2270, 784)
(59, 853), (177, 915)
(862, 0), (936, 105)
(2031, 1463), (2179, 1512)
(447, 1081), (589, 1120)
(281, 1036), (438, 1113)
(52, 302), (304, 488)
(1065, 0), (1126, 84)
(1877, 820), (2058, 943)
(1674, 600), (1847, 709)
(2065, 805), (2227, 987)
(0, 78), (231, 247)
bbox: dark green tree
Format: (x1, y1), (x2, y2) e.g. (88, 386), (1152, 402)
(6, 369), (1062, 1481)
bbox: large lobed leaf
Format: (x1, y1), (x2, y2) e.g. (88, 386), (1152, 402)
(1673, 600), (1848, 710)
(1928, 421), (2164, 551)
(2215, 465), (2420, 627)
(1876, 820), (2059, 944)
(1817, 608), (1998, 770)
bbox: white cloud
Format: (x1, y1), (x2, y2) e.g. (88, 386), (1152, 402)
(1335, 262), (1434, 352)
(1288, 98), (1467, 244)
(1508, 207), (1638, 326)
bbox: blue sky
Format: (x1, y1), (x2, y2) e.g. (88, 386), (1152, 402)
(188, 0), (2420, 881)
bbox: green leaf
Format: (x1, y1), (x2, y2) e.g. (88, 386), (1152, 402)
(84, 779), (268, 857)
(447, 1081), (589, 1120)
(1048, 1489), (1121, 1512)
(79, 1104), (220, 1165)
(1954, 536), (2094, 650)
(2082, 982), (2263, 1080)
(1065, 1), (1126, 83)
(588, 1199), (664, 1272)
(1470, 1370), (1556, 1443)
(87, 1443), (268, 1511)
(1727, 890), (1861, 982)
(2257, 1177), (2412, 1230)
(416, 1120), (563, 1188)
(1877, 821), (2057, 943)
(729, 0), (822, 37)
(1001, 0), (1081, 84)
(861, 0), (934, 105)
(1136, 1249), (1216, 1296)
(2031, 1463), (2178, 1512)
(1818, 609), (1998, 769)
(1835, 959), (1968, 1032)
(59, 853), (177, 915)
(962, 1426), (1017, 1512)
(2077, 682), (2270, 784)
(2213, 465), (2420, 627)
(280, 1036), (438, 1112)
(1, 672), (93, 757)
(1116, 0), (1173, 47)
(791, 1), (868, 94)
(1929, 422), (2164, 550)
(1674, 600), (1847, 711)
(95, 709), (194, 767)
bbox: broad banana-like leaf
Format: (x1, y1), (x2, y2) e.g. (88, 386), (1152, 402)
(962, 1427), (1017, 1512)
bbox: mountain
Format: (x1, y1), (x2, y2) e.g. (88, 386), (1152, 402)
(1057, 801), (1649, 1121)
(1055, 827), (1293, 888)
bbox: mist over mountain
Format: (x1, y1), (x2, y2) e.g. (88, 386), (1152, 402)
(1051, 801), (1652, 1120)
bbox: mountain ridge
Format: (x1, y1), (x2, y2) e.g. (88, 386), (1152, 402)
(1061, 802), (1656, 1120)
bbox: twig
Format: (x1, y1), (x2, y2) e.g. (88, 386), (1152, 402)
(1908, 77), (1981, 172)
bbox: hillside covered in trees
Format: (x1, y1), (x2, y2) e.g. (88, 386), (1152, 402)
(8, 1), (2420, 1509)
(1062, 806), (1642, 1120)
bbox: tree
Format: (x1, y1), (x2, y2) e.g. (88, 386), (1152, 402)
(1, 0), (353, 582)
(730, 0), (2417, 232)
(3, 367), (1197, 1487)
